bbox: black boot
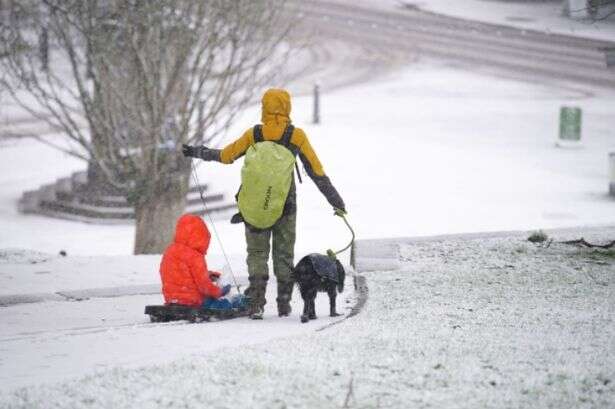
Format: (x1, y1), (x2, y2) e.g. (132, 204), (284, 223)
(245, 276), (267, 320)
(248, 303), (264, 320)
(276, 280), (294, 317)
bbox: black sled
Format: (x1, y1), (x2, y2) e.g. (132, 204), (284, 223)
(144, 303), (249, 323)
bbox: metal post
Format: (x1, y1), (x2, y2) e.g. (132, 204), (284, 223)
(313, 83), (320, 125)
(603, 47), (615, 69)
(40, 26), (49, 71)
(9, 0), (17, 31)
(609, 152), (615, 197)
(602, 46), (615, 196)
(37, 2), (50, 72)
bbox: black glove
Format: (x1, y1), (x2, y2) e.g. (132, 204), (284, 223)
(182, 144), (200, 158)
(182, 144), (220, 161)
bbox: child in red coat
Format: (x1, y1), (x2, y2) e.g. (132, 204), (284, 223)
(160, 214), (230, 307)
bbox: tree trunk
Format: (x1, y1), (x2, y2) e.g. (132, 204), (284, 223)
(133, 171), (190, 255)
(86, 160), (124, 196)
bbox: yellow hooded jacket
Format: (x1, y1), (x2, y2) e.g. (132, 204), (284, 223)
(217, 88), (344, 213)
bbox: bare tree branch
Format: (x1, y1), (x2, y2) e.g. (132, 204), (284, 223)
(567, 0), (615, 22)
(559, 238), (615, 249)
(1, 0), (297, 253)
(343, 374), (355, 408)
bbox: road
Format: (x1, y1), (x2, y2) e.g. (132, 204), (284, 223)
(297, 0), (615, 91)
(5, 2), (613, 139)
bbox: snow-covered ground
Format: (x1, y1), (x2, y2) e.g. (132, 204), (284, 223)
(0, 250), (244, 300)
(0, 248), (355, 393)
(336, 0), (615, 42)
(1, 7), (615, 403)
(4, 227), (614, 408)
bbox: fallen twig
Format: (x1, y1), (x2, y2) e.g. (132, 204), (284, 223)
(559, 238), (615, 249)
(585, 270), (609, 287)
(343, 374), (355, 408)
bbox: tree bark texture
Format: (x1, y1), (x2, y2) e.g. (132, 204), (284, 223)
(133, 169), (190, 255)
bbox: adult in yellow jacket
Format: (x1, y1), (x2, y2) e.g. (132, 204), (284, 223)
(182, 89), (345, 319)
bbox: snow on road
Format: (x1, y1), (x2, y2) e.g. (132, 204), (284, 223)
(4, 227), (614, 408)
(0, 250), (355, 393)
(414, 0), (615, 42)
(0, 289), (355, 394)
(0, 251), (244, 299)
(333, 0), (615, 42)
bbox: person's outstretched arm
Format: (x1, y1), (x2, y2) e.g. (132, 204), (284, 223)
(182, 129), (254, 163)
(293, 128), (346, 212)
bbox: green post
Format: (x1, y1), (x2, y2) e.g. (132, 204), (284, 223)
(557, 106), (582, 147)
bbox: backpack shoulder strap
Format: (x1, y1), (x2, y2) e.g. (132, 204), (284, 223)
(280, 125), (294, 148)
(253, 125), (263, 143)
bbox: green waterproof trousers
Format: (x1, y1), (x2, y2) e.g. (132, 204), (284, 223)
(244, 211), (296, 310)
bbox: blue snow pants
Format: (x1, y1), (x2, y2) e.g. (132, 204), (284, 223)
(202, 294), (248, 310)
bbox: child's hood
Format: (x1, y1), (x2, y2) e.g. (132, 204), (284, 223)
(174, 214), (211, 254)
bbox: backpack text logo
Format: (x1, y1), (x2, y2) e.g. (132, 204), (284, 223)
(263, 186), (273, 210)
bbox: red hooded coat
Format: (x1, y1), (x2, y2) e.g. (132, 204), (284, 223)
(160, 214), (222, 306)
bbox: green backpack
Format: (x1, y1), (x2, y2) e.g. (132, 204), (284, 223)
(238, 125), (296, 229)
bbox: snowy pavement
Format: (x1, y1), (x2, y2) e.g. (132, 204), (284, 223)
(3, 227), (613, 408)
(0, 249), (355, 393)
(0, 288), (355, 395)
(0, 270), (354, 392)
(0, 251), (245, 304)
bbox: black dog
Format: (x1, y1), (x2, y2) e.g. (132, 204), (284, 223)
(292, 253), (345, 323)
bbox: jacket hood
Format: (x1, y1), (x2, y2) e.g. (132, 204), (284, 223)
(261, 88), (291, 125)
(174, 214), (210, 254)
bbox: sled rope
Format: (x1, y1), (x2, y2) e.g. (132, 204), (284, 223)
(190, 160), (241, 293)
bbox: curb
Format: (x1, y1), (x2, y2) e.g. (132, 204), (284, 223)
(316, 269), (368, 332)
(0, 284), (160, 307)
(352, 224), (615, 273)
(347, 274), (368, 319)
(353, 239), (401, 272)
(0, 277), (247, 307)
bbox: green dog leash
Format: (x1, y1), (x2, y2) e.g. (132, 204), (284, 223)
(327, 209), (355, 260)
